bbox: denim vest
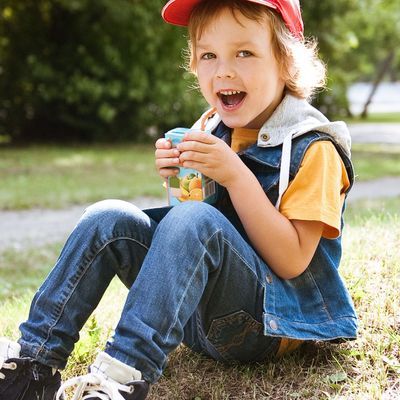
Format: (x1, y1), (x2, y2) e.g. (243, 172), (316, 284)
(212, 122), (358, 341)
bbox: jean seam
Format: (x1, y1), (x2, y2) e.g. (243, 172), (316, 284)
(111, 235), (151, 252)
(305, 269), (333, 321)
(222, 237), (264, 286)
(164, 229), (223, 342)
(37, 236), (150, 357)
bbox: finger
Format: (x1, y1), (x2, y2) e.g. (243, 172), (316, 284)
(155, 148), (180, 159)
(155, 157), (181, 170)
(181, 160), (206, 170)
(183, 131), (216, 144)
(179, 150), (207, 164)
(177, 140), (209, 153)
(155, 138), (172, 149)
(159, 167), (179, 178)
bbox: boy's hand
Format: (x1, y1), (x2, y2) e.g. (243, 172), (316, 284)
(177, 131), (245, 187)
(154, 138), (181, 178)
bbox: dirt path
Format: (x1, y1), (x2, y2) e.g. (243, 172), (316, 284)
(1, 177), (400, 252)
(346, 177), (400, 203)
(349, 123), (400, 143)
(0, 197), (165, 251)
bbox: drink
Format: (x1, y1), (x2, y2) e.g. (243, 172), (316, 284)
(164, 127), (217, 206)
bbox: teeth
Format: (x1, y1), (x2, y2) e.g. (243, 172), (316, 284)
(219, 90), (242, 96)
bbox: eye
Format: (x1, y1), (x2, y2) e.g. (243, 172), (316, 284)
(200, 52), (216, 60)
(237, 50), (252, 58)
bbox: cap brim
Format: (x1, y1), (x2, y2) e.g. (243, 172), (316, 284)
(162, 0), (203, 26)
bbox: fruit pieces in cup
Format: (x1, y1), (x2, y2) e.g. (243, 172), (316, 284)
(174, 172), (203, 201)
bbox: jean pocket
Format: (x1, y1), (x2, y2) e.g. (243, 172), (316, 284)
(206, 310), (279, 362)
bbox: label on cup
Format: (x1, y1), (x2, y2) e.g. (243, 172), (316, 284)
(164, 127), (217, 206)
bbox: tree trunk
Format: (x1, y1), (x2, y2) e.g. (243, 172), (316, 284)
(360, 50), (395, 119)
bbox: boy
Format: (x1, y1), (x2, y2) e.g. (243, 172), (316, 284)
(0, 1), (357, 399)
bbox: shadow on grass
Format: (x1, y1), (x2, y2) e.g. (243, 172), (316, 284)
(147, 342), (347, 399)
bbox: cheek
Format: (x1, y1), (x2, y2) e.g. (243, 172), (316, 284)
(197, 70), (214, 101)
(256, 69), (282, 94)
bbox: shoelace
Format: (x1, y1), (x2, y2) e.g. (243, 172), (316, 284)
(56, 372), (134, 400)
(0, 357), (17, 380)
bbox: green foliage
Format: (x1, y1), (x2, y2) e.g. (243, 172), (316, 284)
(0, 0), (205, 142)
(1, 0), (399, 139)
(302, 0), (360, 116)
(72, 316), (102, 364)
(302, 0), (400, 118)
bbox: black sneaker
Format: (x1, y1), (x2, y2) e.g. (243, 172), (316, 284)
(0, 338), (62, 400)
(57, 373), (149, 399)
(0, 357), (62, 400)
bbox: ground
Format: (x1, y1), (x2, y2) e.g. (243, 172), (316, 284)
(1, 122), (400, 252)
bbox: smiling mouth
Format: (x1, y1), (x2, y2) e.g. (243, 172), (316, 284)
(218, 90), (246, 108)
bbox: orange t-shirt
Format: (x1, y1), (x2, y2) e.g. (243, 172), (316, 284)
(231, 128), (350, 239)
(231, 128), (260, 153)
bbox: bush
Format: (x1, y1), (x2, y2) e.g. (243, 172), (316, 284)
(0, 0), (206, 143)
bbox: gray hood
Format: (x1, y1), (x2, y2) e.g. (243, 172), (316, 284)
(257, 94), (351, 157)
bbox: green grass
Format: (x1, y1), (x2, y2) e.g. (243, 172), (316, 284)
(0, 142), (399, 210)
(345, 196), (400, 221)
(0, 242), (63, 299)
(351, 143), (400, 181)
(344, 112), (400, 124)
(1, 197), (399, 399)
(0, 144), (164, 210)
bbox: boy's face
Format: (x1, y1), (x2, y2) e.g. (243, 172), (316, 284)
(194, 8), (285, 130)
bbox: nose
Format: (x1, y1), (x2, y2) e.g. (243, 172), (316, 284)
(216, 60), (235, 79)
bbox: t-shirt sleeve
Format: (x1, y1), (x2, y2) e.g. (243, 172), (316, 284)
(279, 141), (350, 239)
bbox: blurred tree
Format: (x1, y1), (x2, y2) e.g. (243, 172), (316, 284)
(1, 0), (399, 142)
(302, 0), (361, 117)
(357, 0), (400, 117)
(0, 0), (205, 142)
(303, 0), (400, 118)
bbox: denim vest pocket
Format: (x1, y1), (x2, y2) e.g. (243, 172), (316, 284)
(206, 310), (280, 362)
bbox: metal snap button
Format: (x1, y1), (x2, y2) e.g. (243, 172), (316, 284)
(261, 133), (270, 141)
(265, 275), (273, 284)
(269, 319), (278, 330)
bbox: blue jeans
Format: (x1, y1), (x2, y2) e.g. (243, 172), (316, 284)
(19, 200), (280, 383)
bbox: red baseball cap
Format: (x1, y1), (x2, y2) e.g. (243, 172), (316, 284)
(161, 0), (304, 39)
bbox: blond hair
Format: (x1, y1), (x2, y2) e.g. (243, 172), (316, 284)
(187, 0), (326, 99)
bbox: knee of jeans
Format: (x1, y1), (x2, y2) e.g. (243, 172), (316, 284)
(162, 202), (223, 235)
(170, 201), (218, 221)
(81, 199), (147, 233)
